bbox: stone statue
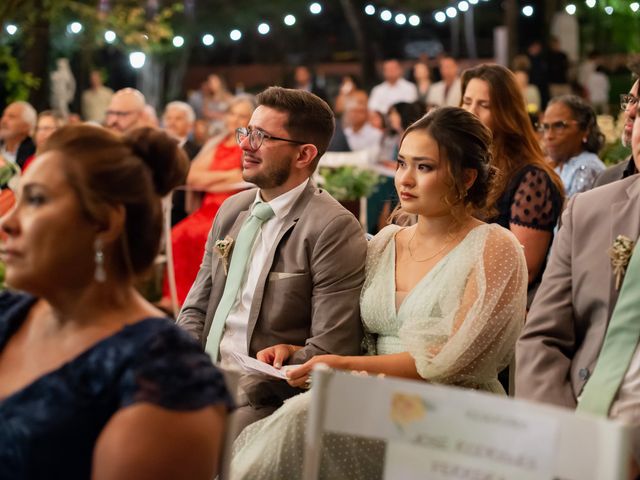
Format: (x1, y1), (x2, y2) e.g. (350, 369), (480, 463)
(50, 58), (76, 118)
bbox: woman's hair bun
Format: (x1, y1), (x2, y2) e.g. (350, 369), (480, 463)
(124, 127), (189, 196)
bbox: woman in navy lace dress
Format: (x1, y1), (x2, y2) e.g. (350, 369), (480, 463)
(0, 125), (231, 479)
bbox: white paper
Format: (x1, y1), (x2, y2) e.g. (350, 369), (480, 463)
(228, 351), (294, 380)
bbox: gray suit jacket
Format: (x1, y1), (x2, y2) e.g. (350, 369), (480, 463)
(593, 156), (635, 188)
(177, 181), (366, 406)
(516, 174), (640, 407)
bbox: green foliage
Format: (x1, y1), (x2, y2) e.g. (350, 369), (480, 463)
(600, 139), (631, 166)
(0, 163), (19, 188)
(0, 46), (40, 102)
(319, 166), (382, 201)
(69, 1), (182, 54)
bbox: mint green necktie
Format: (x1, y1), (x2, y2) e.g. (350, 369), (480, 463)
(205, 201), (275, 361)
(577, 243), (640, 416)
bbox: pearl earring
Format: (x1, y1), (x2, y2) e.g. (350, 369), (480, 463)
(94, 238), (106, 283)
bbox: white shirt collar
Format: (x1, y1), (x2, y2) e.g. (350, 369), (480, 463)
(253, 178), (310, 220)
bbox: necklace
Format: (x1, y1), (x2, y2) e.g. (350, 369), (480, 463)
(407, 227), (456, 263)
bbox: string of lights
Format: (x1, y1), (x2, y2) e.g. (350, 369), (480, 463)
(3, 0), (638, 69)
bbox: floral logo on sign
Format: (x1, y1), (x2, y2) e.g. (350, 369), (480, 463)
(390, 392), (430, 431)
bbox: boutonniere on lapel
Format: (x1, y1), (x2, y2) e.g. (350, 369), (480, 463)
(609, 235), (635, 290)
(214, 235), (234, 275)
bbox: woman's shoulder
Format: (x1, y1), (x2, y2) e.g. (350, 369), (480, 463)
(571, 151), (606, 169)
(478, 223), (526, 261)
(509, 164), (563, 204)
(0, 290), (36, 324)
(512, 164), (551, 184)
(115, 318), (231, 411)
(368, 224), (402, 250)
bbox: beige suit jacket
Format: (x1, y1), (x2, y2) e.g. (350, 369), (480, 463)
(177, 181), (366, 406)
(516, 174), (640, 407)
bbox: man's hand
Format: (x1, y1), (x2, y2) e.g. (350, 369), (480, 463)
(256, 344), (301, 368)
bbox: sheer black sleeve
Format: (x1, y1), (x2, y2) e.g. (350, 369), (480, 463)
(509, 167), (561, 232)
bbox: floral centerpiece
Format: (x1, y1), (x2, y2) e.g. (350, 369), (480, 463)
(318, 166), (382, 202)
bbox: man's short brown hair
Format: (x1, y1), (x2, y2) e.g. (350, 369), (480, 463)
(256, 86), (335, 170)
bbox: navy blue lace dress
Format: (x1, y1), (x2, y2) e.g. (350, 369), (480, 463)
(0, 291), (232, 480)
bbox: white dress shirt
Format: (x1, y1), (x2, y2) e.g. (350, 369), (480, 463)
(426, 78), (462, 107)
(344, 123), (383, 152)
(368, 78), (418, 114)
(219, 178), (310, 368)
(0, 145), (17, 165)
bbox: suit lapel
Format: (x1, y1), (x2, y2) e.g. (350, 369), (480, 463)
(607, 177), (640, 318)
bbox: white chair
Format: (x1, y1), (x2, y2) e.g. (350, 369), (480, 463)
(304, 367), (630, 480)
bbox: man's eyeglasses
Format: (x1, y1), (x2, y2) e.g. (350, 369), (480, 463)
(536, 120), (578, 134)
(235, 127), (307, 150)
(620, 93), (640, 111)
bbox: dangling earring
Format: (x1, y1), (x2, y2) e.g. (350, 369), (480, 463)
(94, 238), (106, 283)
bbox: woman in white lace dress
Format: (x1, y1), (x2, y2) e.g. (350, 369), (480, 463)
(230, 107), (528, 480)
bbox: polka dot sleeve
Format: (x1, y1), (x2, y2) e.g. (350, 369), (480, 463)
(509, 168), (559, 232)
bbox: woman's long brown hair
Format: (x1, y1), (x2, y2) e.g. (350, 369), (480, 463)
(461, 64), (565, 208)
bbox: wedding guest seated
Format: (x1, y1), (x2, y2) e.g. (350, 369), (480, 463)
(21, 110), (66, 172)
(542, 95), (605, 197)
(177, 87), (367, 440)
(411, 61), (433, 105)
(426, 56), (462, 108)
(163, 95), (255, 305)
(161, 101), (200, 225)
(341, 95), (383, 152)
(461, 63), (564, 303)
(368, 101), (426, 234)
(162, 101), (200, 159)
(516, 86), (640, 474)
(0, 125), (230, 479)
(230, 107), (528, 480)
(0, 101), (36, 169)
(595, 63), (639, 187)
(105, 88), (147, 134)
(368, 59), (418, 115)
(333, 75), (362, 115)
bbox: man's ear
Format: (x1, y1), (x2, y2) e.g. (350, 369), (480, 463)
(294, 144), (319, 171)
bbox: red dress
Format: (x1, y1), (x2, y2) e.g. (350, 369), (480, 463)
(165, 140), (243, 304)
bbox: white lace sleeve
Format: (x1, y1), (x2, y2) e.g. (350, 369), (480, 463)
(398, 225), (528, 392)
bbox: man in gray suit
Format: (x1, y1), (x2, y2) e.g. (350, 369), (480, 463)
(594, 65), (639, 187)
(516, 95), (640, 418)
(177, 86), (366, 433)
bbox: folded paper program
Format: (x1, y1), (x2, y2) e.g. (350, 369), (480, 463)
(228, 351), (295, 380)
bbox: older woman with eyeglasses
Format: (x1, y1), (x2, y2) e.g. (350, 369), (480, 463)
(542, 94), (606, 197)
